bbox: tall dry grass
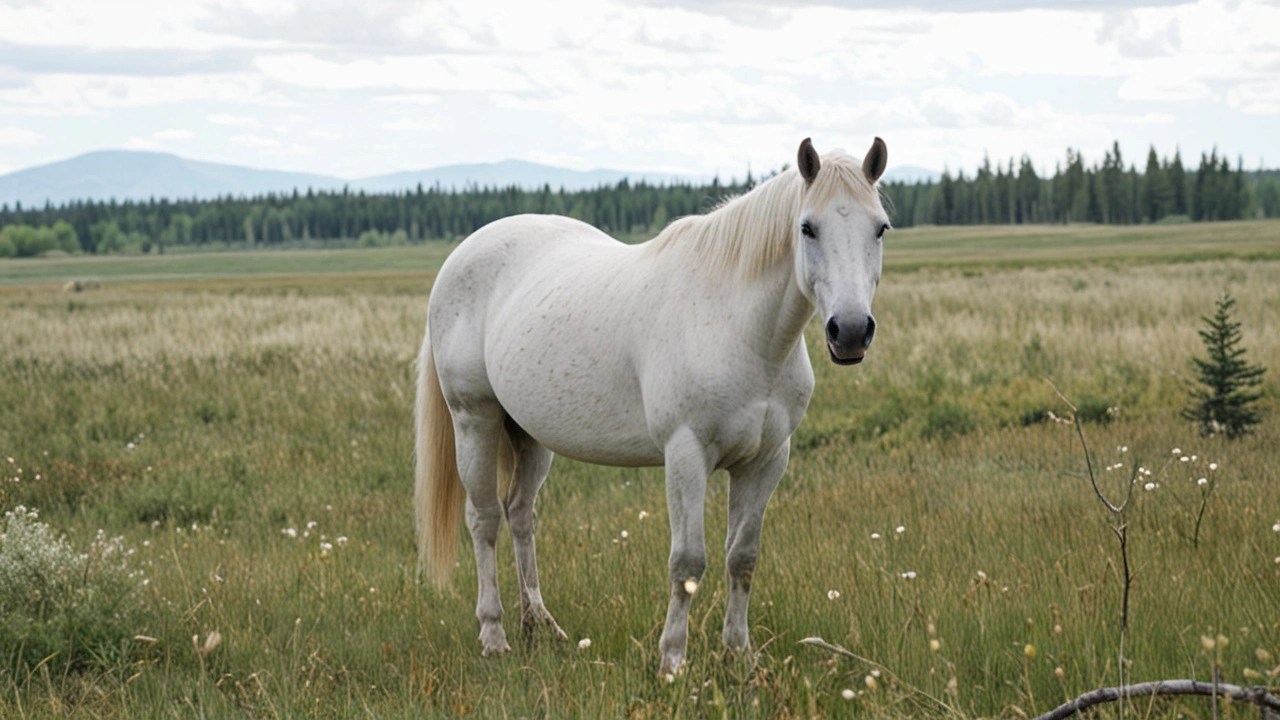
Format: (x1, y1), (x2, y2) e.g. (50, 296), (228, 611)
(0, 257), (1276, 718)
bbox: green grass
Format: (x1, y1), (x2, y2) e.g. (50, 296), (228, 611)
(0, 244), (455, 287)
(3, 218), (1277, 288)
(882, 220), (1280, 271)
(1, 224), (1278, 718)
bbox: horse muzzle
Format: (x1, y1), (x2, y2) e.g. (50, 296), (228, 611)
(825, 314), (875, 366)
(828, 343), (865, 365)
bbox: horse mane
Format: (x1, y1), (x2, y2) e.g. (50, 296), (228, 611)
(641, 151), (882, 279)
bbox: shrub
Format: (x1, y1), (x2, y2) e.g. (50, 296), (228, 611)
(0, 506), (145, 672)
(1075, 393), (1116, 424)
(0, 224), (58, 257)
(922, 401), (975, 440)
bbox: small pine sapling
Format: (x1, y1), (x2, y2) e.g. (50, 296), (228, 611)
(1182, 292), (1266, 438)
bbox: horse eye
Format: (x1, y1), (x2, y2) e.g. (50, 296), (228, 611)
(877, 223), (889, 239)
(801, 221), (816, 238)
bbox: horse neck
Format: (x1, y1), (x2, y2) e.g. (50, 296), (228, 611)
(647, 172), (815, 364)
(691, 176), (813, 364)
(743, 247), (815, 368)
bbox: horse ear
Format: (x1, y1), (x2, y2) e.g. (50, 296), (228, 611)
(862, 137), (888, 184)
(798, 138), (820, 184)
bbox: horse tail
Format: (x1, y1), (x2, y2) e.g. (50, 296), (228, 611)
(415, 329), (464, 589)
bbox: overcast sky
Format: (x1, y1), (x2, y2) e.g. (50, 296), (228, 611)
(0, 0), (1277, 179)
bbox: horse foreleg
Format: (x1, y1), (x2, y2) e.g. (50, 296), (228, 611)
(454, 413), (511, 656)
(723, 442), (789, 653)
(505, 441), (567, 641)
(658, 429), (711, 676)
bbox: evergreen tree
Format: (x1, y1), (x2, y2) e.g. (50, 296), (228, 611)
(1182, 292), (1267, 438)
(1143, 147), (1171, 221)
(1168, 150), (1188, 215)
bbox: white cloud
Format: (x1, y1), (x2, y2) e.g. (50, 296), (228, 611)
(124, 136), (163, 150)
(0, 126), (38, 146)
(0, 0), (1278, 178)
(253, 52), (533, 92)
(1118, 74), (1213, 102)
(382, 119), (439, 132)
(231, 134), (280, 148)
(209, 113), (259, 126)
(1227, 81), (1280, 115)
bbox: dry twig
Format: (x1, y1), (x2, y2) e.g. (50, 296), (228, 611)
(1030, 679), (1280, 720)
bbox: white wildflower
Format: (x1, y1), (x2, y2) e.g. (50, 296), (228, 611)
(282, 527), (297, 538)
(336, 536), (348, 546)
(1198, 478), (1208, 486)
(895, 526), (905, 534)
(827, 589), (841, 600)
(620, 530), (628, 539)
(683, 578), (699, 595)
(870, 532), (881, 540)
(842, 688), (855, 700)
(1172, 448), (1182, 455)
(578, 638), (591, 650)
(901, 571), (917, 580)
(638, 510), (649, 520)
(1144, 482), (1156, 491)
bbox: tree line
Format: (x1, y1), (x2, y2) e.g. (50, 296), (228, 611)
(883, 143), (1275, 226)
(1, 142), (1277, 257)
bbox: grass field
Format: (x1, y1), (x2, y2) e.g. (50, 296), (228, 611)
(1, 221), (1279, 718)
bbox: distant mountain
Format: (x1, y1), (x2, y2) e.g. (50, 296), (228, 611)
(0, 151), (707, 208)
(0, 151), (347, 208)
(358, 159), (703, 194)
(0, 150), (937, 208)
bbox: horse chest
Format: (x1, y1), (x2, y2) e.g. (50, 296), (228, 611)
(646, 352), (814, 470)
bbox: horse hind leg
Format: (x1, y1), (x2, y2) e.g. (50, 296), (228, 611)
(501, 419), (567, 641)
(453, 408), (511, 655)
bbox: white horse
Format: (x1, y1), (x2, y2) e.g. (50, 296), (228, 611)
(416, 137), (889, 674)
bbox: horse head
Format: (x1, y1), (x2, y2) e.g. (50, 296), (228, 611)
(793, 137), (889, 365)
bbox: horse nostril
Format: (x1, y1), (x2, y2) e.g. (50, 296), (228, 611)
(825, 318), (840, 344)
(864, 316), (877, 348)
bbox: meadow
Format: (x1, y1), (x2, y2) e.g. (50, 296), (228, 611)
(1, 221), (1278, 718)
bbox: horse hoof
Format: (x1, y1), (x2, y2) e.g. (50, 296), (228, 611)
(479, 624), (510, 656)
(521, 606), (569, 641)
(481, 641), (511, 656)
(658, 655), (685, 678)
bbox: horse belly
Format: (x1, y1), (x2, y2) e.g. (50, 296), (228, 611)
(493, 359), (660, 466)
(486, 312), (662, 468)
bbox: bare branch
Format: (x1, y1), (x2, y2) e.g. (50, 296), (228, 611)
(1031, 679), (1280, 720)
(1045, 377), (1126, 514)
(797, 637), (958, 715)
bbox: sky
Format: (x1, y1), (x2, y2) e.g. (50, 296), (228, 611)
(0, 0), (1277, 180)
